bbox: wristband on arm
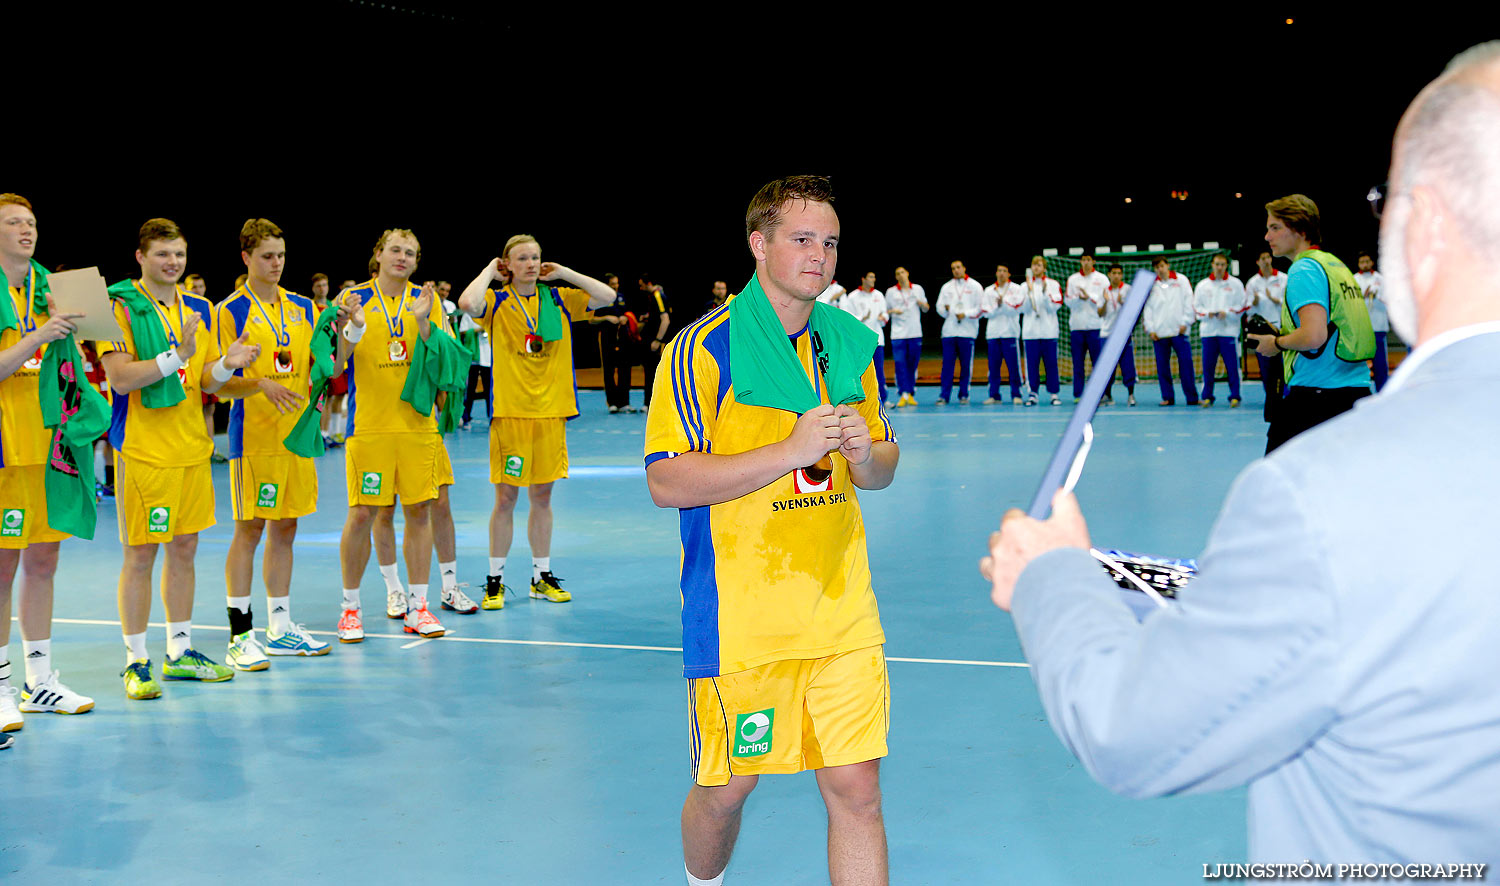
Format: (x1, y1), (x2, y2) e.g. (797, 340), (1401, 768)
(155, 349), (185, 379)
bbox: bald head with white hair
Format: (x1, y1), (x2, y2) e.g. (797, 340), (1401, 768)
(1381, 41), (1500, 346)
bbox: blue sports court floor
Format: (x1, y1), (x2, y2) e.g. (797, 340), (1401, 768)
(3, 381), (1272, 885)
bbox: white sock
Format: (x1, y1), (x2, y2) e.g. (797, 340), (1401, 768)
(227, 595), (251, 613)
(379, 562), (403, 594)
(166, 621), (192, 659)
(124, 632), (148, 666)
(488, 557), (505, 579)
(342, 587), (361, 610)
(21, 638), (51, 686)
(685, 863), (725, 886)
(268, 596), (291, 634)
(408, 583), (429, 611)
(439, 560), (458, 592)
(533, 557), (550, 582)
(0, 643), (9, 683)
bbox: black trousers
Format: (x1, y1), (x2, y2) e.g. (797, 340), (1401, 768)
(1265, 385), (1368, 454)
(602, 331), (632, 409)
(463, 364), (491, 422)
(640, 341), (665, 406)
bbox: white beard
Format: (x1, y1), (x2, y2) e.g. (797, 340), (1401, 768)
(1378, 204), (1421, 345)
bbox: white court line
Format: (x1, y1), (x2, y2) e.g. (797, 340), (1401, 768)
(40, 617), (1029, 667)
(400, 629), (456, 650)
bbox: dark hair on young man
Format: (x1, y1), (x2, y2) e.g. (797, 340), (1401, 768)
(1265, 194), (1323, 246)
(139, 218), (185, 252)
(240, 218), (284, 254)
(745, 175), (834, 240)
(311, 272), (329, 284)
(1153, 256), (1170, 268)
(1356, 250), (1373, 261)
(1108, 263), (1123, 273)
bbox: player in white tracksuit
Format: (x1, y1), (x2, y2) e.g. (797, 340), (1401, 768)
(1064, 256), (1108, 400)
(839, 271), (891, 404)
(1100, 263), (1137, 406)
(980, 265), (1025, 403)
(935, 260), (983, 404)
(1144, 257), (1199, 406)
(884, 267), (928, 406)
(1193, 253), (1250, 406)
(1354, 251), (1388, 391)
(1020, 256), (1063, 405)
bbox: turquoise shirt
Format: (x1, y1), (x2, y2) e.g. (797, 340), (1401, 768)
(1284, 257), (1370, 390)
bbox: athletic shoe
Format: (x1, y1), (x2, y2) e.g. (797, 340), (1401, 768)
(1200, 397), (1215, 408)
(1128, 393), (1137, 407)
(958, 397), (969, 405)
(441, 584), (479, 614)
(481, 575), (507, 611)
(1103, 396), (1114, 406)
(883, 399), (895, 409)
(934, 398), (947, 406)
(403, 604), (445, 638)
(1025, 394), (1037, 407)
(227, 630), (270, 671)
(607, 405), (619, 414)
(0, 732), (11, 749)
(265, 624), (332, 656)
(531, 571), (572, 603)
(386, 587), (407, 620)
(21, 670), (96, 713)
(96, 482), (115, 498)
(122, 660), (162, 700)
(1159, 400), (1174, 407)
(983, 397), (999, 404)
(1012, 396), (1023, 406)
(1050, 395), (1061, 406)
(211, 452), (229, 465)
(1229, 398), (1241, 408)
(162, 649), (234, 682)
(337, 608), (364, 643)
(462, 418), (474, 429)
(0, 685), (23, 730)
(332, 433), (346, 444)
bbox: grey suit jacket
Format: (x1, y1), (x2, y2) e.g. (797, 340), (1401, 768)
(1011, 330), (1500, 862)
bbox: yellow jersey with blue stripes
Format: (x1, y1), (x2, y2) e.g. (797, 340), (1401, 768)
(96, 283), (216, 468)
(214, 285), (318, 458)
(644, 302), (896, 678)
(479, 284), (591, 419)
(1, 281), (54, 468)
(344, 279), (448, 437)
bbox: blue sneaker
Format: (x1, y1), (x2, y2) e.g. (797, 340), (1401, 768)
(264, 624), (332, 656)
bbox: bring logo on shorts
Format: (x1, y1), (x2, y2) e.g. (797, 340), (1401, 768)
(504, 455), (524, 478)
(732, 708), (774, 758)
(148, 507), (171, 534)
(1, 508), (24, 537)
(361, 472), (382, 496)
(256, 482), (279, 509)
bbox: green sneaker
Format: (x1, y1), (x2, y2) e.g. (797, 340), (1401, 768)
(122, 659), (162, 700)
(162, 648), (234, 683)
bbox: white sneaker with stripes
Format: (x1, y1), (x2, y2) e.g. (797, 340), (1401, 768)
(0, 684), (23, 731)
(20, 671), (95, 715)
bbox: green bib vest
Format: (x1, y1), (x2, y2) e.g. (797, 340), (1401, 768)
(1281, 248), (1376, 383)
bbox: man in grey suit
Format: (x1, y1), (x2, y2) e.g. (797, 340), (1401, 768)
(980, 42), (1500, 863)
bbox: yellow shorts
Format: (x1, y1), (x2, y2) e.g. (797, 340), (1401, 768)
(437, 438), (454, 488)
(116, 456), (216, 546)
(688, 646), (890, 787)
(345, 433), (444, 506)
(0, 464), (69, 548)
(230, 454), (318, 521)
(490, 417), (568, 486)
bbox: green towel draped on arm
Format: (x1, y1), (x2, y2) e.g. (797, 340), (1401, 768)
(727, 274), (877, 413)
(283, 304), (342, 457)
(400, 326), (471, 434)
(38, 335), (112, 539)
(105, 280), (186, 408)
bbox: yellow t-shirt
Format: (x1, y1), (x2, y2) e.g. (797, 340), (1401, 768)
(96, 284), (215, 468)
(214, 285), (318, 458)
(479, 284), (592, 419)
(345, 279), (447, 437)
(644, 304), (897, 678)
(0, 284), (51, 468)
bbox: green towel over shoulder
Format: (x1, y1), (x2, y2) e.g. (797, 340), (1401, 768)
(727, 274), (877, 413)
(106, 280), (186, 408)
(0, 258), (49, 330)
(400, 326), (471, 434)
(283, 304), (342, 457)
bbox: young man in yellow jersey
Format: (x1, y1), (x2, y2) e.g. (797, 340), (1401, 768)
(209, 219), (331, 669)
(645, 176), (899, 886)
(333, 229), (452, 642)
(99, 219), (258, 699)
(0, 193), (94, 728)
(456, 237), (616, 609)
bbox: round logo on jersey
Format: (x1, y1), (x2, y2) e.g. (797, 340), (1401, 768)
(389, 340), (408, 361)
(22, 348), (42, 370)
(274, 349), (293, 373)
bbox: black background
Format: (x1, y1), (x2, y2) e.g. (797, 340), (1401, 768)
(14, 4), (1480, 321)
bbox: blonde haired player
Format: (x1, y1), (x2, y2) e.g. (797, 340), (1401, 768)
(210, 219), (332, 669)
(333, 229), (452, 641)
(0, 193), (94, 727)
(456, 236), (615, 609)
(99, 218), (259, 699)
